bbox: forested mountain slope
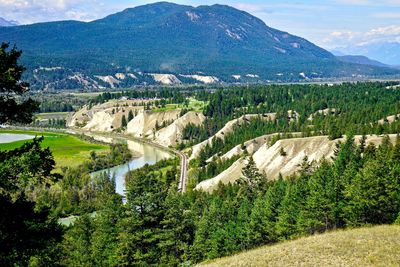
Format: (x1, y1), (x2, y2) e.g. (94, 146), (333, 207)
(1, 2), (399, 89)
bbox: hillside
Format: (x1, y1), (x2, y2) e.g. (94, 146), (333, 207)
(68, 99), (205, 147)
(335, 42), (400, 66)
(1, 2), (399, 89)
(195, 134), (398, 192)
(337, 55), (390, 68)
(0, 17), (18, 27)
(198, 225), (400, 267)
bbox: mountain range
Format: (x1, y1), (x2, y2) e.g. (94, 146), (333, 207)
(0, 17), (19, 27)
(0, 2), (398, 90)
(334, 42), (400, 67)
(336, 55), (390, 68)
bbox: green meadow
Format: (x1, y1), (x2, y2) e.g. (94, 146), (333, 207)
(0, 130), (108, 169)
(152, 98), (208, 113)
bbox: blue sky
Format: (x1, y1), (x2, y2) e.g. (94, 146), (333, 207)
(1, 0), (399, 49)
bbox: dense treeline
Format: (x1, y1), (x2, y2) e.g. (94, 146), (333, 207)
(194, 117), (295, 167)
(182, 83), (400, 173)
(182, 82), (400, 145)
(0, 139), (64, 266)
(36, 143), (132, 218)
(22, 93), (88, 112)
(93, 89), (186, 105)
(33, 118), (67, 128)
(55, 135), (400, 266)
(4, 43), (400, 266)
(194, 155), (241, 183)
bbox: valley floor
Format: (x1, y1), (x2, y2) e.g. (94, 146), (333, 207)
(0, 129), (108, 169)
(198, 225), (400, 267)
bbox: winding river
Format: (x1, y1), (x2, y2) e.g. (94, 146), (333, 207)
(87, 135), (172, 198)
(1, 132), (172, 199)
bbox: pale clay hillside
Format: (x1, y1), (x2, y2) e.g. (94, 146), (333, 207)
(69, 102), (400, 193)
(68, 100), (205, 147)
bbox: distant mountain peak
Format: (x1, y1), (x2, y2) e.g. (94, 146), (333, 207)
(0, 2), (398, 90)
(0, 17), (19, 27)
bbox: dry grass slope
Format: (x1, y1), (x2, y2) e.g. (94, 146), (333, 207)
(198, 225), (400, 267)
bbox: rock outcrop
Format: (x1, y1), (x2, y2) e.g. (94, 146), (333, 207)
(155, 111), (206, 147)
(378, 113), (400, 124)
(69, 99), (207, 147)
(126, 110), (181, 138)
(190, 113), (276, 160)
(195, 134), (398, 192)
(67, 100), (144, 132)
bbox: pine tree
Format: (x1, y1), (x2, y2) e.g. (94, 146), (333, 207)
(392, 134), (400, 161)
(90, 188), (123, 266)
(0, 43), (39, 124)
(344, 147), (400, 225)
(300, 160), (336, 234)
(275, 176), (307, 240)
(62, 215), (94, 266)
(128, 110), (134, 122)
(240, 156), (265, 197)
(121, 115), (127, 128)
(158, 189), (193, 265)
(247, 181), (286, 247)
(116, 167), (168, 265)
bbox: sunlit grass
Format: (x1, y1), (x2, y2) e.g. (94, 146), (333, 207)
(152, 98), (208, 113)
(199, 225), (400, 267)
(0, 129), (108, 169)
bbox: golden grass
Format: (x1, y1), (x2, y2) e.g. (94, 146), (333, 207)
(198, 225), (400, 267)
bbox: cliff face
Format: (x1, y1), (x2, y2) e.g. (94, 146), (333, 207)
(154, 111), (206, 147)
(195, 134), (398, 192)
(67, 100), (146, 131)
(190, 113), (276, 160)
(126, 110), (181, 138)
(69, 100), (205, 147)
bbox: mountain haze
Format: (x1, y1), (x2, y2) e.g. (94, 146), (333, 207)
(0, 17), (19, 27)
(337, 55), (390, 68)
(335, 42), (400, 66)
(0, 2), (398, 89)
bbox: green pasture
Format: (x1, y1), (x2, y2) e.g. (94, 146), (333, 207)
(0, 130), (108, 169)
(35, 112), (71, 120)
(152, 98), (207, 113)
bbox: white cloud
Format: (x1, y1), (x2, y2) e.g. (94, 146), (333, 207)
(0, 0), (114, 23)
(334, 0), (400, 6)
(323, 25), (400, 48)
(373, 12), (400, 19)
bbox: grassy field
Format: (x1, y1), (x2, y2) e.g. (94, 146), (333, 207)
(35, 112), (71, 120)
(0, 130), (108, 169)
(198, 225), (400, 267)
(152, 98), (207, 113)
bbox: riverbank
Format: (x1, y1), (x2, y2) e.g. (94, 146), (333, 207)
(0, 129), (109, 169)
(3, 126), (187, 192)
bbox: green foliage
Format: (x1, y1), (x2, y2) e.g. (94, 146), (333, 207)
(3, 4), (398, 90)
(239, 156), (266, 198)
(121, 115), (127, 129)
(6, 134), (400, 266)
(195, 155), (240, 183)
(53, 143), (131, 216)
(128, 110), (134, 122)
(187, 82), (400, 160)
(0, 42), (39, 124)
(0, 130), (109, 169)
(0, 138), (63, 266)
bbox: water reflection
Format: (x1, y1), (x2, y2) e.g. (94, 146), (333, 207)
(91, 139), (171, 199)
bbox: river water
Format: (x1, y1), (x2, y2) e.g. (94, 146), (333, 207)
(1, 132), (172, 199)
(0, 133), (35, 143)
(90, 138), (172, 198)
